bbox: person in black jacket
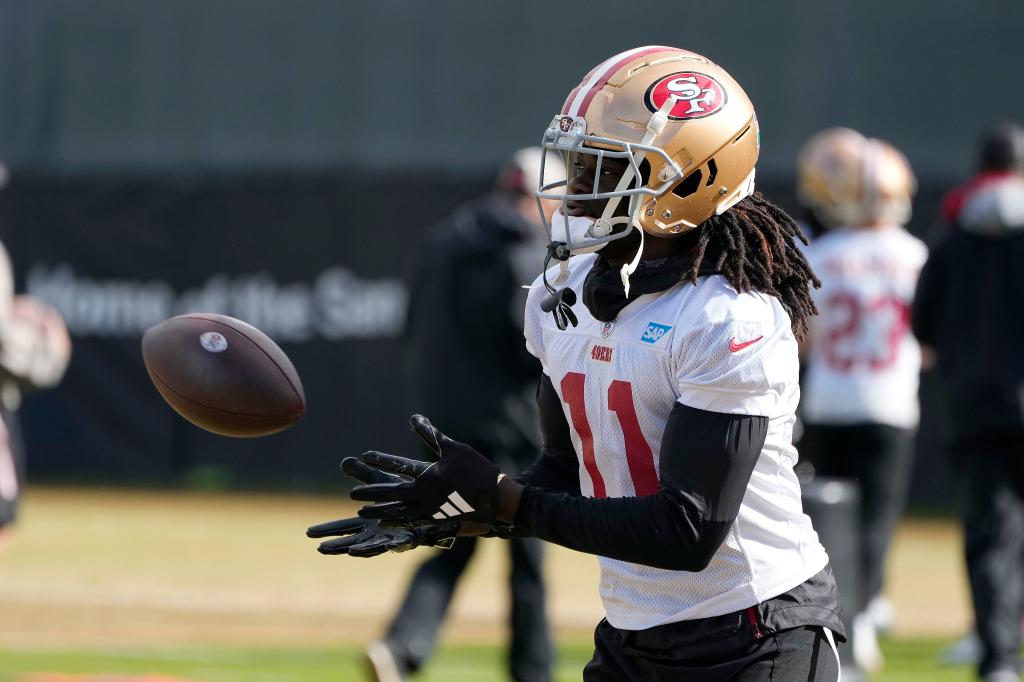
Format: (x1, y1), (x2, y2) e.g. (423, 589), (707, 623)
(357, 148), (562, 682)
(912, 121), (1024, 682)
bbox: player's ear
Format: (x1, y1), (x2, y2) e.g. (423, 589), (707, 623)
(410, 414), (447, 457)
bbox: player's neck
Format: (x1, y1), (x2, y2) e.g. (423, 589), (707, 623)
(603, 231), (691, 267)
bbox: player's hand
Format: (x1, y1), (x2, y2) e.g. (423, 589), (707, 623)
(306, 516), (457, 556)
(306, 455), (458, 556)
(350, 415), (499, 527)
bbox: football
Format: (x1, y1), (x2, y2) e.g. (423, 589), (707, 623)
(141, 313), (306, 437)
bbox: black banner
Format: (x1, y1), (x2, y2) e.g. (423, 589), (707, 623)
(0, 172), (487, 488)
(0, 172), (956, 507)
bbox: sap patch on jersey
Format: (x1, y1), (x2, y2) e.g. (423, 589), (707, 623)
(640, 322), (673, 344)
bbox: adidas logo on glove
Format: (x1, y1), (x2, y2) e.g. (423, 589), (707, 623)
(432, 491), (477, 520)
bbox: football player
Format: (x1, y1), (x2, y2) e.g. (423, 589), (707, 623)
(796, 128), (925, 672)
(0, 163), (72, 548)
(310, 46), (844, 680)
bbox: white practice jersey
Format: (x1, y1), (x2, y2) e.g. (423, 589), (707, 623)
(802, 227), (927, 429)
(524, 254), (829, 630)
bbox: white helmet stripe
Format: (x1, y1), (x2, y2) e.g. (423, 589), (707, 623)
(565, 45), (677, 117)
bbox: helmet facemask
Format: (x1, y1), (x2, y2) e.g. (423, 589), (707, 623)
(535, 101), (684, 302)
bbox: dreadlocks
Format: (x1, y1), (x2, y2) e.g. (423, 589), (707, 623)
(686, 192), (821, 340)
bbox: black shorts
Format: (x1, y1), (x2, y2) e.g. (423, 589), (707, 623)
(585, 619), (841, 682)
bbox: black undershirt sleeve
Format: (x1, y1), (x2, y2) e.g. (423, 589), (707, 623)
(513, 395), (769, 572)
(512, 375), (581, 495)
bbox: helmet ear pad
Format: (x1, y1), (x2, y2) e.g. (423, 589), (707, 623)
(638, 115), (759, 236)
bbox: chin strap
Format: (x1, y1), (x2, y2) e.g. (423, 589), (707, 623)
(620, 222), (644, 298)
(614, 99), (674, 299)
(553, 260), (569, 287)
(595, 99), (674, 237)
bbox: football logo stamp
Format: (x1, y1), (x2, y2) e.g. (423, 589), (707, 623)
(644, 72), (727, 120)
(199, 331), (229, 353)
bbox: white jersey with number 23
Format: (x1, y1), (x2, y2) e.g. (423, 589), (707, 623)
(802, 227), (927, 429)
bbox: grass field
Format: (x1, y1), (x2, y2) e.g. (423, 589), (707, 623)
(0, 639), (985, 681)
(0, 487), (979, 681)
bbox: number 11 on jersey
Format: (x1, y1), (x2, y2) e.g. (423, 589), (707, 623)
(560, 372), (660, 498)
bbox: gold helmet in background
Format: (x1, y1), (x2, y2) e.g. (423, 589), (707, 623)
(797, 127), (916, 228)
(537, 45), (760, 250)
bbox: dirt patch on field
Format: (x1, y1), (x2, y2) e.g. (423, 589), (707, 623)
(0, 488), (969, 648)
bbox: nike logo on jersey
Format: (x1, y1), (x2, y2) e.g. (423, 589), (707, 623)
(431, 491), (476, 520)
(729, 336), (764, 352)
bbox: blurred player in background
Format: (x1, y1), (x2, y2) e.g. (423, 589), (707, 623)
(311, 46), (846, 680)
(913, 121), (1024, 682)
(794, 131), (873, 244)
(796, 129), (925, 672)
(0, 161), (73, 549)
(358, 148), (561, 682)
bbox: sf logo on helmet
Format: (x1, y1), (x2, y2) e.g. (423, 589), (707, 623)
(645, 72), (727, 120)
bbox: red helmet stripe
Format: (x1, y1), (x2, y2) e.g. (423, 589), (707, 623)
(562, 45), (680, 118)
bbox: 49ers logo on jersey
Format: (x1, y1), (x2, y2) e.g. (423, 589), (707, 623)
(644, 72), (726, 120)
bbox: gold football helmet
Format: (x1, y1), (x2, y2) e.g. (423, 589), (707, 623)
(797, 128), (916, 228)
(536, 46), (760, 253)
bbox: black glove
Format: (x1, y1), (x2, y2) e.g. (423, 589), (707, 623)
(306, 456), (457, 556)
(306, 516), (457, 556)
(350, 414), (500, 527)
